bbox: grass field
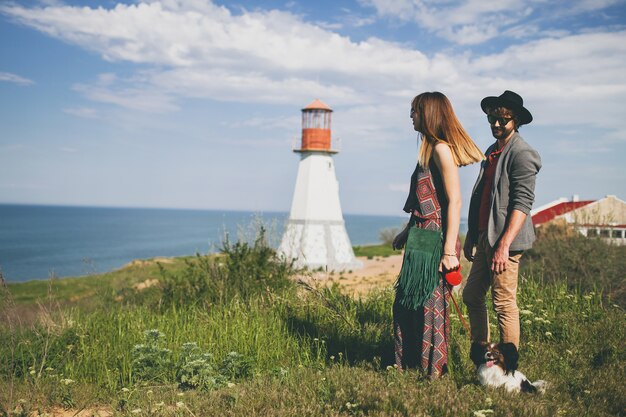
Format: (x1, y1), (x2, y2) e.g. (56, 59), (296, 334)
(1, 239), (624, 416)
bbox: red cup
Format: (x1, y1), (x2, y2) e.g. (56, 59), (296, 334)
(445, 266), (463, 286)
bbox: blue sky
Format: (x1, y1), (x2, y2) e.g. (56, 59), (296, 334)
(1, 0), (625, 216)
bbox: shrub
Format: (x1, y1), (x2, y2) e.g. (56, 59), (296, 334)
(176, 342), (220, 391)
(131, 329), (172, 383)
(522, 223), (626, 306)
(159, 226), (297, 307)
(378, 227), (400, 246)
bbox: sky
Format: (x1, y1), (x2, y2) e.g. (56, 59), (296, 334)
(1, 0), (625, 216)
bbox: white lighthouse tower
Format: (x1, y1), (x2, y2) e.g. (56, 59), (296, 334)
(279, 99), (362, 271)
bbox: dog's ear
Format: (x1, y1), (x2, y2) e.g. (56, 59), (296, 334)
(470, 342), (486, 366)
(499, 342), (519, 375)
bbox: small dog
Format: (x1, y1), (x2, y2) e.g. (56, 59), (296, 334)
(470, 342), (547, 394)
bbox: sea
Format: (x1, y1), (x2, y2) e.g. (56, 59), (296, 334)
(0, 204), (416, 282)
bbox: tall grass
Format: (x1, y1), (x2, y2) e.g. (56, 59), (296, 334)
(1, 225), (625, 416)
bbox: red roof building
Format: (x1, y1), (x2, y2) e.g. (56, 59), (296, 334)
(531, 195), (626, 245)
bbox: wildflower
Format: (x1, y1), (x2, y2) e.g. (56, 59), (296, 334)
(176, 402), (185, 408)
(485, 397), (493, 407)
(313, 338), (319, 341)
(29, 370), (36, 375)
(589, 291), (595, 296)
(154, 402), (164, 408)
(583, 390), (590, 394)
(536, 299), (543, 303)
(525, 304), (533, 308)
(613, 304), (620, 308)
(321, 377), (326, 381)
(146, 390), (153, 395)
(544, 319), (551, 324)
(122, 388), (130, 392)
(473, 410), (494, 417)
(545, 332), (553, 337)
(227, 382), (236, 388)
(524, 320), (532, 325)
(386, 365), (394, 371)
(583, 295), (592, 300)
(60, 378), (75, 385)
(566, 350), (573, 355)
(330, 356), (335, 361)
(18, 399), (27, 404)
(520, 310), (533, 315)
(131, 409), (142, 414)
(45, 367), (54, 372)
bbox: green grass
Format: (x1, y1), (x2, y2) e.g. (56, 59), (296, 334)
(353, 244), (400, 258)
(1, 242), (625, 416)
(6, 256), (194, 306)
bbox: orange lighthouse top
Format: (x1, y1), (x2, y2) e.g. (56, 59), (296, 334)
(295, 99), (337, 153)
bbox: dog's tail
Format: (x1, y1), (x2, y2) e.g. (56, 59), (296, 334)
(521, 379), (548, 394)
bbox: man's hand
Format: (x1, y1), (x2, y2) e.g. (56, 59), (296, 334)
(463, 238), (475, 261)
(392, 226), (410, 250)
(490, 243), (510, 274)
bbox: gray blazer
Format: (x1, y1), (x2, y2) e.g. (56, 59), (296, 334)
(467, 133), (541, 251)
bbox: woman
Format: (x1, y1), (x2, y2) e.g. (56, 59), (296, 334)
(392, 92), (483, 378)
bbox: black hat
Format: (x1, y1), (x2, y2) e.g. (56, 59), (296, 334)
(481, 90), (533, 125)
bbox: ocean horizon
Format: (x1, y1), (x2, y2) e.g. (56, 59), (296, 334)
(0, 204), (468, 283)
(0, 204), (398, 282)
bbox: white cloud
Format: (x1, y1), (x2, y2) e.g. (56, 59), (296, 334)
(388, 183), (409, 192)
(63, 107), (99, 118)
(1, 1), (625, 146)
(60, 147), (78, 153)
(0, 71), (34, 85)
(361, 0), (623, 45)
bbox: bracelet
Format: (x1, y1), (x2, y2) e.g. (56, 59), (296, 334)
(443, 253), (457, 257)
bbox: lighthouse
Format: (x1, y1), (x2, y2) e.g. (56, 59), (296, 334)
(278, 99), (362, 271)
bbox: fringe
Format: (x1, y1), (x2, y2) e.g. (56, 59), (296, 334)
(395, 228), (442, 310)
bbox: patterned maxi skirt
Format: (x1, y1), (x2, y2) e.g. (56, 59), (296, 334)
(393, 264), (451, 378)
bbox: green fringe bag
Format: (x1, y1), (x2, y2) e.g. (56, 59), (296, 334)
(395, 222), (443, 310)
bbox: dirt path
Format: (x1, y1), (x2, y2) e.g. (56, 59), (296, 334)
(304, 255), (403, 297)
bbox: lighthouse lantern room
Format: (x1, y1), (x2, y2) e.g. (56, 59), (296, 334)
(278, 99), (362, 271)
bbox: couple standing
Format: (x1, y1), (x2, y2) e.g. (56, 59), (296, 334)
(392, 90), (541, 378)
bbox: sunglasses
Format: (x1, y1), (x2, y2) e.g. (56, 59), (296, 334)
(487, 114), (513, 126)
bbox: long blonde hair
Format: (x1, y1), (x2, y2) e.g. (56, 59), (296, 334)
(412, 92), (484, 167)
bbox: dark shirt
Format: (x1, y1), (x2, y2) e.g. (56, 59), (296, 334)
(478, 146), (504, 232)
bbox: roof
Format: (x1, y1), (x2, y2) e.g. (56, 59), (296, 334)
(302, 98), (332, 112)
(531, 201), (595, 226)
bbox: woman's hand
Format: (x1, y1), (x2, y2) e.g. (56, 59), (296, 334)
(440, 254), (460, 273)
(392, 225), (410, 250)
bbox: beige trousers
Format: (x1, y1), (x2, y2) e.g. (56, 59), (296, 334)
(462, 232), (523, 347)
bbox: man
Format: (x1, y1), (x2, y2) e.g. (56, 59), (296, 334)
(462, 90), (541, 371)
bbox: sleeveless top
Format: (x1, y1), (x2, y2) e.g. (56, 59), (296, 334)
(403, 161), (448, 232)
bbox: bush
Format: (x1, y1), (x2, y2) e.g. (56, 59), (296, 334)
(378, 227), (400, 246)
(522, 224), (626, 306)
(159, 226), (297, 307)
(131, 329), (172, 383)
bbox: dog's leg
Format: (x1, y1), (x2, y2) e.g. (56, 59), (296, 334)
(532, 380), (547, 394)
(520, 379), (536, 393)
